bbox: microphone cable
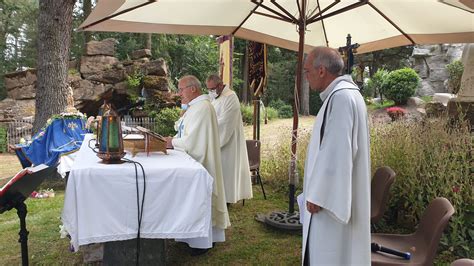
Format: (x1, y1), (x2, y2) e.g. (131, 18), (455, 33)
(123, 158), (146, 266)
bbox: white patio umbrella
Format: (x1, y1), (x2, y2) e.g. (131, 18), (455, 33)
(79, 0), (473, 229)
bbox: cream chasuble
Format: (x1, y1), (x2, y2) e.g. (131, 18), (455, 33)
(211, 86), (253, 203)
(172, 95), (231, 232)
(300, 75), (371, 265)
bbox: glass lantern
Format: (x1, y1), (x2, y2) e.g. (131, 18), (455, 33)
(96, 103), (125, 163)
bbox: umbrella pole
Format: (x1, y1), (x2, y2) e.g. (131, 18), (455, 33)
(289, 19), (305, 214)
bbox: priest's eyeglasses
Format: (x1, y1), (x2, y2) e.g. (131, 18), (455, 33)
(178, 84), (194, 92)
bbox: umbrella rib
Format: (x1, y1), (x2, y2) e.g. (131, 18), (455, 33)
(232, 2), (262, 35)
(253, 11), (293, 23)
(297, 0), (302, 17)
(307, 0), (340, 24)
(311, 0), (368, 23)
(316, 0), (330, 46)
(252, 0), (295, 22)
(270, 0), (298, 22)
(368, 2), (415, 45)
(80, 0), (157, 31)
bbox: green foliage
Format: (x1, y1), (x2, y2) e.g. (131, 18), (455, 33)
(371, 118), (473, 258)
(265, 107), (279, 120)
(278, 105), (293, 118)
(366, 68), (389, 98)
(383, 68), (420, 105)
(309, 90), (323, 115)
(152, 107), (181, 136)
(269, 99), (292, 118)
(268, 99), (286, 110)
(367, 100), (395, 111)
(126, 70), (144, 101)
(264, 47), (297, 105)
(446, 60), (464, 94)
(0, 125), (7, 153)
(240, 104), (254, 125)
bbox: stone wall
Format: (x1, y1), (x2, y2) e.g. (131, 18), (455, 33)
(0, 38), (171, 120)
(411, 44), (465, 96)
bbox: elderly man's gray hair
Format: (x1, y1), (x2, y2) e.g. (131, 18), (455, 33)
(206, 74), (222, 84)
(179, 75), (202, 89)
(311, 47), (345, 75)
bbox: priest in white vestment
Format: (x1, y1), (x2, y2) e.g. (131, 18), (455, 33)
(206, 74), (253, 204)
(166, 75), (231, 252)
(299, 47), (371, 265)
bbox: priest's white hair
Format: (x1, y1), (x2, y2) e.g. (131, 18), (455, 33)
(179, 75), (202, 90)
(311, 47), (345, 76)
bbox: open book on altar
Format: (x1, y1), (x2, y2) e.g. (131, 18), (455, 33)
(0, 164), (56, 213)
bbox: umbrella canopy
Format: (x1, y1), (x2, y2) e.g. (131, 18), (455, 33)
(80, 0), (473, 54)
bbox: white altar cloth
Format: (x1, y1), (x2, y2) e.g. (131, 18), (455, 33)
(61, 134), (213, 251)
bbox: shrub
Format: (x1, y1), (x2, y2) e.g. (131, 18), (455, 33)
(382, 68), (420, 105)
(371, 118), (472, 259)
(278, 104), (293, 118)
(265, 107), (279, 121)
(366, 68), (389, 98)
(240, 104), (253, 125)
(268, 99), (286, 111)
(0, 126), (7, 153)
(153, 107), (181, 136)
(446, 60), (464, 94)
(269, 99), (293, 118)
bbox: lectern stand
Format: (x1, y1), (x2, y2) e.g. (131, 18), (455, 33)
(0, 165), (57, 266)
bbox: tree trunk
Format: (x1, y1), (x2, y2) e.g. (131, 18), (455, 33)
(83, 0), (92, 47)
(34, 0), (76, 134)
(145, 33), (152, 50)
(300, 64), (310, 116)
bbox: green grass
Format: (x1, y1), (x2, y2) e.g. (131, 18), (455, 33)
(0, 192), (83, 265)
(0, 186), (301, 265)
(367, 100), (395, 110)
(420, 95), (433, 103)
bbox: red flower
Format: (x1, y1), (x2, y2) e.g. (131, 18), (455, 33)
(452, 186), (460, 193)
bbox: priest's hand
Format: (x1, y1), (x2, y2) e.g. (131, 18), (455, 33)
(165, 137), (174, 149)
(306, 201), (322, 214)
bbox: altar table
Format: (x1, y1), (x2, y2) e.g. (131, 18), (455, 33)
(61, 134), (213, 251)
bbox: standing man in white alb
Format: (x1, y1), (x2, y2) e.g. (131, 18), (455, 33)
(166, 75), (230, 255)
(206, 74), (253, 204)
(299, 47), (371, 265)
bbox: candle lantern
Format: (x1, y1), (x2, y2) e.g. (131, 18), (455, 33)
(96, 103), (125, 163)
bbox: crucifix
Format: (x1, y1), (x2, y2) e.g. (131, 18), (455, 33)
(338, 34), (360, 74)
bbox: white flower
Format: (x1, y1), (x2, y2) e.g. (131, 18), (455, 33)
(59, 224), (69, 238)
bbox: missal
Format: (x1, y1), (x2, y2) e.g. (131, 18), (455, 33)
(0, 164), (54, 213)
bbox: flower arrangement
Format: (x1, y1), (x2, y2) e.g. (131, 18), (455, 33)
(386, 106), (406, 121)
